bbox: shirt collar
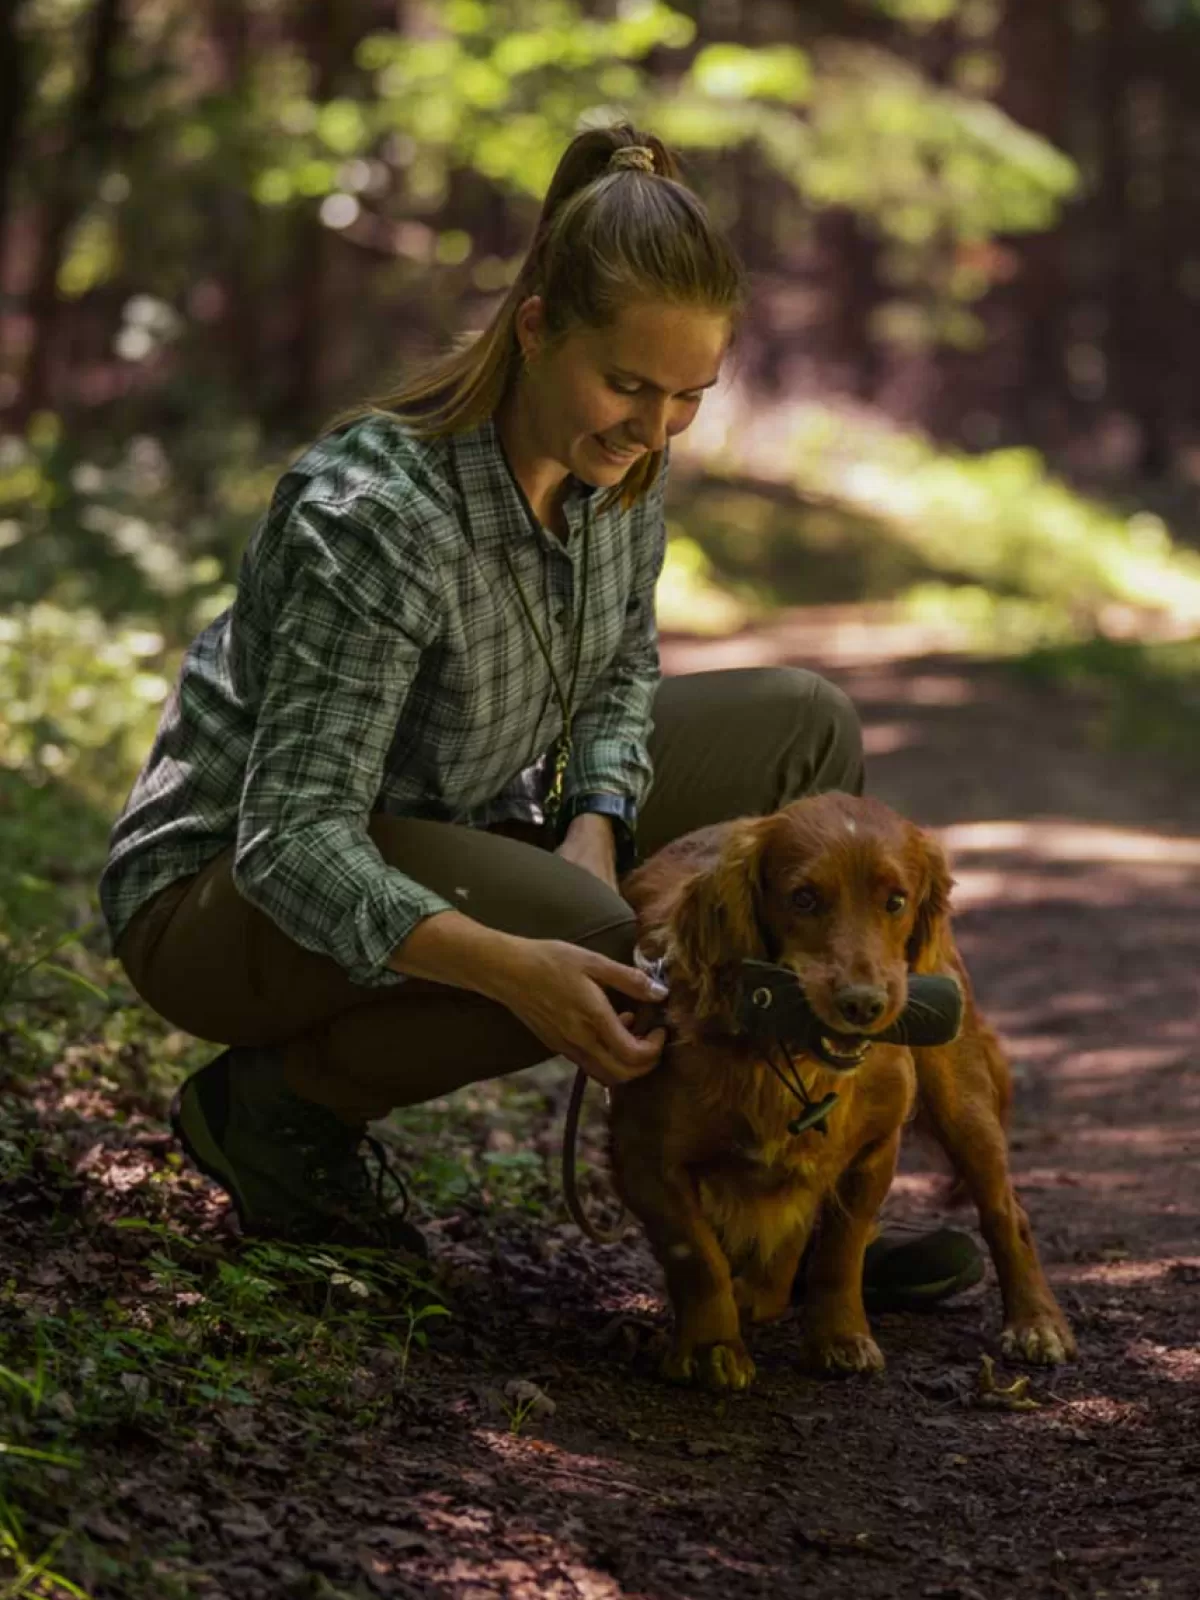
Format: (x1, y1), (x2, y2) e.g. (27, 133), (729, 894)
(451, 415), (596, 552)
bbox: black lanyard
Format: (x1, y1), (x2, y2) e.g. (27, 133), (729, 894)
(448, 435), (592, 827)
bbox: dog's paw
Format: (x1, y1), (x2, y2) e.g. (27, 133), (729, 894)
(800, 1331), (885, 1377)
(1000, 1314), (1076, 1366)
(662, 1339), (756, 1392)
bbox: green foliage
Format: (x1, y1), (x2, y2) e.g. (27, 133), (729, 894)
(396, 1095), (554, 1219)
(11, 0), (1081, 445)
(0, 1490), (92, 1600)
(690, 42), (812, 104)
(872, 0), (964, 24)
(0, 415), (256, 643)
(1014, 635), (1200, 765)
(0, 1218), (448, 1596)
(0, 926), (106, 1025)
(0, 1232), (447, 1438)
(785, 410), (1200, 630)
(0, 604), (172, 803)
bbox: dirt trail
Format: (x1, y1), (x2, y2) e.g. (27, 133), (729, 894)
(303, 619), (1200, 1600)
(382, 619), (1200, 1600)
(15, 612), (1200, 1600)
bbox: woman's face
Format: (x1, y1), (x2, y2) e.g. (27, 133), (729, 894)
(518, 297), (731, 485)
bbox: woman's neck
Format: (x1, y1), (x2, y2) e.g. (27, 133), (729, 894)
(494, 381), (572, 534)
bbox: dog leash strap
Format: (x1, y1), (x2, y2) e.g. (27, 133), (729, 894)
(760, 1040), (837, 1137)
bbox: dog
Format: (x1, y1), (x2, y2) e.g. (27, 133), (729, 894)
(606, 791), (1075, 1391)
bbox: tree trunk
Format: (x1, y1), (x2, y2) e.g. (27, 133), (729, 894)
(281, 0), (357, 430)
(209, 0), (263, 416)
(13, 0), (123, 424)
(996, 0), (1074, 450)
(0, 0), (27, 284)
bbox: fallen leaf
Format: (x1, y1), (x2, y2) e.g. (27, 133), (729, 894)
(975, 1353), (1041, 1412)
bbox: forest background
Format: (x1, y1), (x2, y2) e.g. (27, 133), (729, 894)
(4, 0), (1200, 849)
(3, 2), (1200, 1596)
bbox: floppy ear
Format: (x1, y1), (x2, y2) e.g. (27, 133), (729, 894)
(906, 830), (955, 972)
(667, 816), (775, 1028)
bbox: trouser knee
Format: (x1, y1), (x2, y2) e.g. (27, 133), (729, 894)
(774, 668), (865, 803)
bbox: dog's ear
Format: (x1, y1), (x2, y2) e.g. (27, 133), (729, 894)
(667, 816), (775, 1026)
(906, 830), (955, 971)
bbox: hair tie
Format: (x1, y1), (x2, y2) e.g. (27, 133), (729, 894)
(609, 145), (657, 175)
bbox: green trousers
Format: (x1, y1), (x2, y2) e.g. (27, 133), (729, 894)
(116, 667), (863, 1121)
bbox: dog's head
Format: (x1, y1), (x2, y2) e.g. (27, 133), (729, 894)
(665, 792), (954, 1039)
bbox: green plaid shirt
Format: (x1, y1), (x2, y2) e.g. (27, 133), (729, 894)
(99, 413), (669, 986)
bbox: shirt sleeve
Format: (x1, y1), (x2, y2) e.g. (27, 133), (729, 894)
(560, 454), (670, 818)
(232, 493), (454, 987)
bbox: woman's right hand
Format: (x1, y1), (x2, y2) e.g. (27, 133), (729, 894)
(487, 937), (668, 1089)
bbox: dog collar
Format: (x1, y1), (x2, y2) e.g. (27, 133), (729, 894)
(632, 947), (670, 990)
(631, 947), (839, 1138)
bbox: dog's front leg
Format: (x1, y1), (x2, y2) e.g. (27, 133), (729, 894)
(914, 1041), (1076, 1365)
(618, 1163), (755, 1392)
(796, 1132), (899, 1376)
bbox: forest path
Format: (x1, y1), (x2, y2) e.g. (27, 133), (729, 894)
(6, 608), (1198, 1600)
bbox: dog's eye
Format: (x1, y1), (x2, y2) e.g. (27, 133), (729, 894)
(886, 891), (908, 914)
(791, 887), (820, 913)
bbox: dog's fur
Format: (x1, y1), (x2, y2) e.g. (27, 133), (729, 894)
(609, 792), (1075, 1390)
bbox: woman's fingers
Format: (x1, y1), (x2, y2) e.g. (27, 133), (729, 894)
(588, 950), (669, 1005)
(578, 1028), (666, 1089)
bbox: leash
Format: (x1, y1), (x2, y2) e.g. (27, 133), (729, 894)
(561, 947), (668, 1244)
(561, 1063), (630, 1245)
(559, 1024), (832, 1245)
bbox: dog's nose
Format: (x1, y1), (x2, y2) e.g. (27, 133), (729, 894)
(834, 985), (887, 1028)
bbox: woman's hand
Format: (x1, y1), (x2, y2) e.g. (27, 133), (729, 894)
(554, 810), (619, 893)
(487, 936), (668, 1089)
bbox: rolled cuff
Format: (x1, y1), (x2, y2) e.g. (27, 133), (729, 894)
(233, 820), (457, 987)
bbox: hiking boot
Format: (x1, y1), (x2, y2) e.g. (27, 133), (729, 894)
(861, 1222), (985, 1313)
(793, 1220), (985, 1311)
(169, 1046), (427, 1257)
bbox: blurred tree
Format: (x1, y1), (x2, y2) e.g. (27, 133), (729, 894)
(6, 0), (1200, 614)
(0, 0), (28, 280)
(16, 0), (124, 425)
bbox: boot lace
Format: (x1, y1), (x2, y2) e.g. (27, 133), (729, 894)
(278, 1101), (411, 1227)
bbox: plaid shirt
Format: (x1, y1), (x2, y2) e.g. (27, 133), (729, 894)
(99, 413), (669, 986)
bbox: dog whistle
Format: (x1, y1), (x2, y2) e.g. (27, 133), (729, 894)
(788, 1092), (838, 1137)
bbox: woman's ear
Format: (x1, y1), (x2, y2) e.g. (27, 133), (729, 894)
(906, 831), (955, 971)
(667, 816), (774, 1027)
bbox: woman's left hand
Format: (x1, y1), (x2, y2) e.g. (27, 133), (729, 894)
(555, 811), (619, 893)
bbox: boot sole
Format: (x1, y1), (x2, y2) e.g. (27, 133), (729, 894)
(863, 1254), (987, 1314)
(169, 1073), (251, 1232)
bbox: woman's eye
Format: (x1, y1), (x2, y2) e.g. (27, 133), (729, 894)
(791, 888), (820, 913)
(609, 381), (704, 403)
(886, 892), (908, 914)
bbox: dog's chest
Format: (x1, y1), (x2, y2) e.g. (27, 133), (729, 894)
(730, 1130), (817, 1178)
(696, 1118), (848, 1265)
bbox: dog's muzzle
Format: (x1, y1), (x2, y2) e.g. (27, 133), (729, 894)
(737, 960), (964, 1070)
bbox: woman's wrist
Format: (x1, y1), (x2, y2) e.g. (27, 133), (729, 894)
(388, 909), (530, 1001)
(563, 809), (617, 857)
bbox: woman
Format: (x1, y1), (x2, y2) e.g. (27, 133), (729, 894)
(101, 124), (981, 1311)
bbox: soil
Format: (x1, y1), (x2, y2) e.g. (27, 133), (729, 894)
(8, 610), (1200, 1600)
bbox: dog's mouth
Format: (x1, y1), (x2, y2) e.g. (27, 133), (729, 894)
(813, 1030), (874, 1070)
